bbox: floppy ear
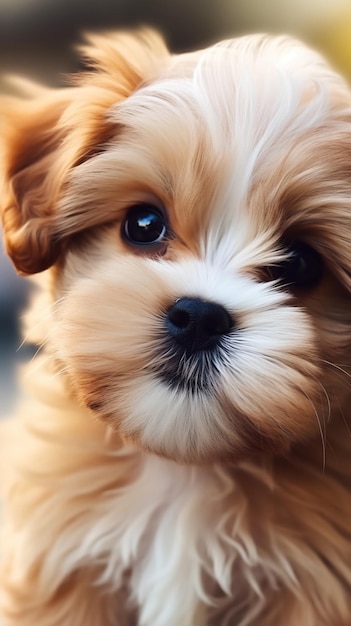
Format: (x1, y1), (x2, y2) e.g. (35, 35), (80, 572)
(1, 91), (73, 275)
(0, 29), (169, 275)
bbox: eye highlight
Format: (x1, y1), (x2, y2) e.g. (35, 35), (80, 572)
(270, 241), (324, 289)
(122, 204), (168, 247)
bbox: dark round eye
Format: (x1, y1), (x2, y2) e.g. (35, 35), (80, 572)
(122, 204), (167, 246)
(271, 241), (324, 289)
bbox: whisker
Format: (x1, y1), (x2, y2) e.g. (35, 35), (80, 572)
(316, 379), (331, 424)
(16, 295), (68, 353)
(303, 387), (327, 472)
(23, 353), (52, 378)
(339, 405), (351, 441)
(28, 341), (48, 362)
(321, 359), (351, 380)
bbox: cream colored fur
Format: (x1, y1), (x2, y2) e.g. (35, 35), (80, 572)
(1, 30), (351, 625)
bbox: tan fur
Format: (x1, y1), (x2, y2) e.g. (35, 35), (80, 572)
(0, 29), (169, 275)
(1, 29), (351, 626)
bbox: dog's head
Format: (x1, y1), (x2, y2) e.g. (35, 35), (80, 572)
(2, 31), (351, 463)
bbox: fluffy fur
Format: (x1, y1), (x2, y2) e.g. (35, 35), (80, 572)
(1, 29), (351, 626)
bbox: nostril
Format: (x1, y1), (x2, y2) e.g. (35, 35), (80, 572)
(165, 297), (233, 352)
(202, 307), (231, 336)
(167, 306), (191, 330)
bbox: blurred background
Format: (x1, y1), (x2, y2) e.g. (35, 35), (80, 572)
(1, 0), (351, 416)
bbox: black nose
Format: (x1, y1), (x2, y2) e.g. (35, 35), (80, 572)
(165, 297), (233, 353)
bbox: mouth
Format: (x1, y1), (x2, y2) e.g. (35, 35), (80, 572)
(153, 340), (226, 394)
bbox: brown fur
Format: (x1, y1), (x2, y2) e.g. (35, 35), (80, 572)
(1, 29), (351, 626)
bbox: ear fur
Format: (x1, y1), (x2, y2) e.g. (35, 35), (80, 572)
(0, 29), (169, 275)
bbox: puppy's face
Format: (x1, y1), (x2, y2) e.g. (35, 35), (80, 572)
(2, 32), (351, 463)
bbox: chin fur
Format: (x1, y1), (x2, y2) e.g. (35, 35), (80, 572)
(1, 29), (351, 626)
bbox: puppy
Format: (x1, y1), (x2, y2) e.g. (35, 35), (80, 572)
(1, 29), (351, 626)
